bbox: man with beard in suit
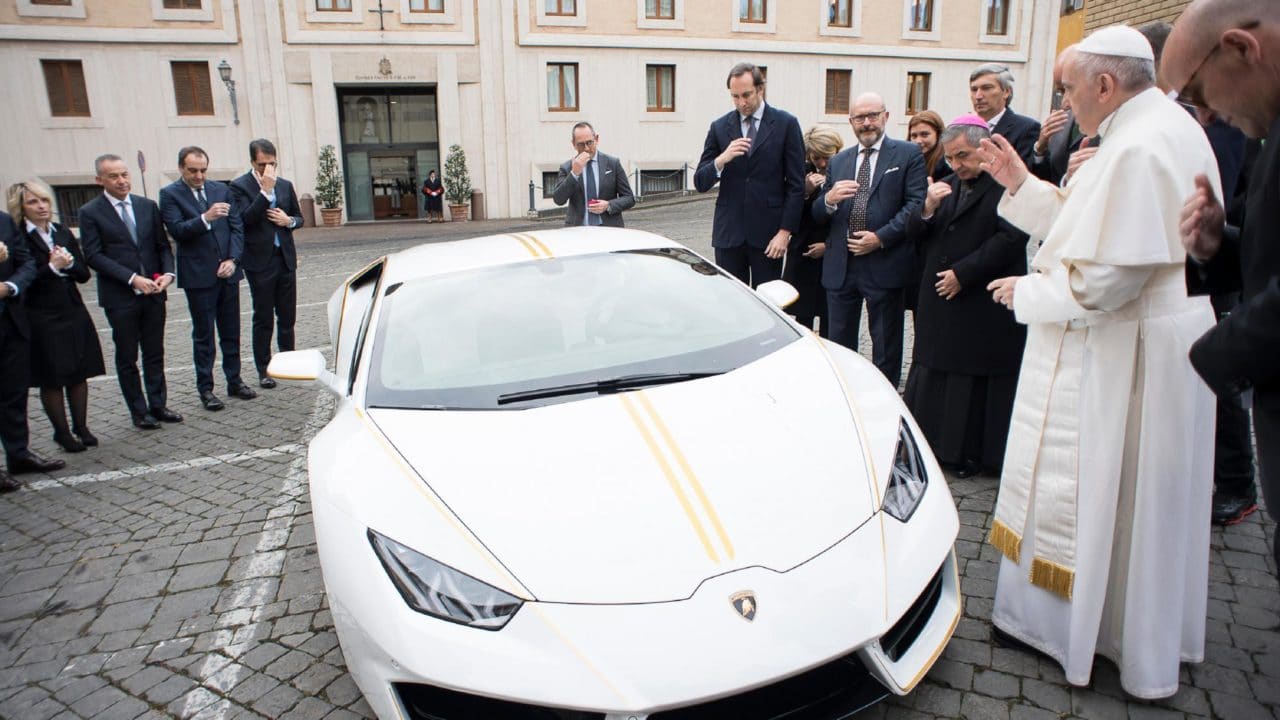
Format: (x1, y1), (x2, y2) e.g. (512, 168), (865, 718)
(0, 210), (64, 490)
(230, 139), (303, 389)
(1167, 0), (1280, 584)
(811, 91), (927, 387)
(79, 154), (182, 430)
(970, 63), (1042, 165)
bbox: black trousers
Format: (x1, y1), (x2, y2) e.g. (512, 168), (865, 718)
(246, 251), (297, 376)
(0, 316), (30, 460)
(715, 245), (782, 289)
(1254, 408), (1280, 578)
(826, 279), (905, 388)
(184, 282), (242, 394)
(104, 296), (167, 419)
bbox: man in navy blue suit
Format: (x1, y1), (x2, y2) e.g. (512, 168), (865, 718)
(230, 139), (303, 389)
(80, 154), (182, 430)
(970, 63), (1041, 164)
(812, 92), (927, 387)
(694, 62), (804, 287)
(160, 146), (256, 411)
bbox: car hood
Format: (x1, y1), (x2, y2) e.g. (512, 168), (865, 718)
(366, 338), (881, 604)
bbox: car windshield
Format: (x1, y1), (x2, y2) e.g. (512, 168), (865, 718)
(365, 247), (800, 409)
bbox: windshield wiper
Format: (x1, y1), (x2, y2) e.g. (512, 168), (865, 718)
(497, 372), (722, 405)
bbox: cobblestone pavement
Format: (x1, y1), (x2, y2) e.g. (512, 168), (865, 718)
(0, 197), (1275, 720)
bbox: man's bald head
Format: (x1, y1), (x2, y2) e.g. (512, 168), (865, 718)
(1053, 44), (1078, 87)
(1165, 0), (1280, 137)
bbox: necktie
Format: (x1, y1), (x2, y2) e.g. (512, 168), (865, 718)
(847, 147), (875, 238)
(585, 159), (601, 226)
(117, 201), (138, 245)
(745, 116), (758, 155)
(270, 195), (281, 247)
(957, 180), (974, 207)
(196, 187), (209, 212)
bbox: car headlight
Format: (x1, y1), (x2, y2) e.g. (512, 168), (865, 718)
(368, 529), (523, 630)
(882, 419), (928, 522)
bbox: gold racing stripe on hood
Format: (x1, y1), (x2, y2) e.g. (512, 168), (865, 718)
(632, 392), (735, 561)
(619, 392), (730, 564)
(511, 234), (543, 258)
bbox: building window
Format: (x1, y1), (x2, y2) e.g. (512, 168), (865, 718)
(985, 0), (1009, 35)
(739, 0), (765, 23)
(640, 169), (684, 195)
(645, 0), (673, 19)
(547, 63), (578, 112)
(1062, 0), (1082, 14)
(546, 0), (576, 16)
(41, 60), (90, 117)
(824, 69), (851, 114)
(646, 65), (675, 112)
(162, 0), (202, 8)
(52, 185), (99, 228)
(316, 0), (352, 10)
(828, 0), (851, 27)
(908, 0), (932, 31)
(171, 61), (215, 116)
(409, 0), (443, 10)
(542, 171), (561, 199)
(906, 72), (930, 115)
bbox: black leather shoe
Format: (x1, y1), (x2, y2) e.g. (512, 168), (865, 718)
(53, 431), (87, 453)
(151, 408), (184, 423)
(227, 383), (258, 400)
(73, 427), (98, 447)
(132, 414), (161, 430)
(952, 459), (983, 479)
(8, 452), (66, 475)
(200, 391), (226, 411)
(259, 376), (278, 389)
(1211, 492), (1258, 526)
(0, 469), (21, 493)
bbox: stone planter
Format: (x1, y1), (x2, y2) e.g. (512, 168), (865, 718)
(319, 207), (343, 227)
(448, 203), (470, 222)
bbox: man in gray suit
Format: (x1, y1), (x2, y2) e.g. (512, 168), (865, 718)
(553, 122), (635, 227)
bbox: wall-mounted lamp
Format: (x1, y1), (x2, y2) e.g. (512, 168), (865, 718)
(217, 59), (240, 125)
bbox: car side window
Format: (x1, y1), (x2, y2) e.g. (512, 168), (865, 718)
(332, 259), (385, 393)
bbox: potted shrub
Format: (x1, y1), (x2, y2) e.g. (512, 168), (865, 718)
(443, 143), (472, 221)
(315, 144), (344, 227)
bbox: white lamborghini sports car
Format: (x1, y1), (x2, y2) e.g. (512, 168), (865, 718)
(269, 227), (961, 720)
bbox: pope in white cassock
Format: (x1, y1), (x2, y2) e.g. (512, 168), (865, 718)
(978, 25), (1219, 699)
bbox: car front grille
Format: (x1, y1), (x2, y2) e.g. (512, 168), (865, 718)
(395, 683), (605, 720)
(879, 564), (946, 662)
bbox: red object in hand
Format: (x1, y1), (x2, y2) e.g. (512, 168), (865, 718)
(152, 273), (162, 280)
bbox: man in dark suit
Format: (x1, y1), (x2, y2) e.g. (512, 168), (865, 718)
(1030, 47), (1083, 186)
(812, 91), (928, 387)
(0, 211), (64, 490)
(80, 154), (182, 430)
(970, 63), (1041, 165)
(1167, 0), (1280, 579)
(553, 122), (635, 227)
(694, 62), (805, 287)
(230, 139), (303, 388)
(159, 146), (256, 411)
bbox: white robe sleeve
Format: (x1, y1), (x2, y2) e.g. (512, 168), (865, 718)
(1013, 262), (1155, 325)
(997, 176), (1067, 243)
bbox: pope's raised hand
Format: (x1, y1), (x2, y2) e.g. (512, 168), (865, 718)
(978, 134), (1029, 193)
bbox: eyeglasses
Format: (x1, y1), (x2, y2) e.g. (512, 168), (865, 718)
(850, 111), (886, 124)
(1177, 20), (1259, 109)
(573, 139), (597, 150)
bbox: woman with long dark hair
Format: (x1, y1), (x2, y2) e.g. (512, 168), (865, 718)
(908, 110), (952, 180)
(7, 181), (105, 453)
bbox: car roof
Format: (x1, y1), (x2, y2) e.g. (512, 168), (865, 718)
(380, 227), (687, 284)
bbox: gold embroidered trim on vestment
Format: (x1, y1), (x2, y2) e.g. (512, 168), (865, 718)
(1030, 556), (1075, 601)
(988, 519), (1023, 565)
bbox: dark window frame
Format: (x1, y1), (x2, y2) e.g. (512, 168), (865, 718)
(547, 62), (579, 112)
(41, 59), (91, 117)
(171, 61), (215, 116)
(646, 64), (676, 113)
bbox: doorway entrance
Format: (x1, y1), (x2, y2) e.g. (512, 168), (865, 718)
(336, 86), (440, 222)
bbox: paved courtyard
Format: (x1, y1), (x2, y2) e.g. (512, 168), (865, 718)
(0, 196), (1276, 720)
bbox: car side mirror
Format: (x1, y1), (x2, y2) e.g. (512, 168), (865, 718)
(755, 280), (799, 310)
(268, 349), (344, 396)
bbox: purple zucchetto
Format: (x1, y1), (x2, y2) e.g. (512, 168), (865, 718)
(949, 114), (991, 130)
